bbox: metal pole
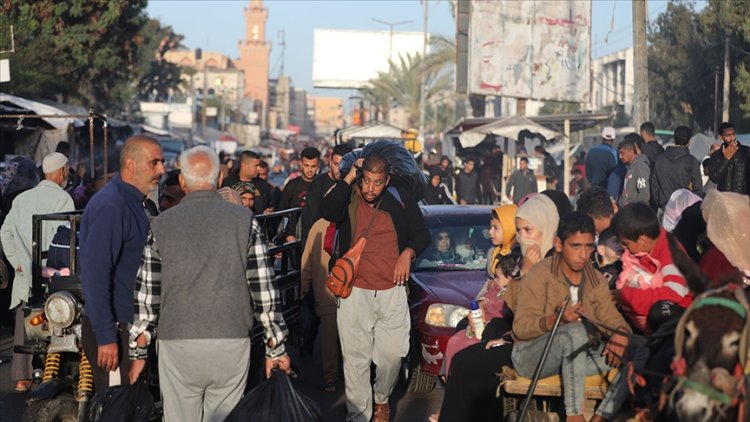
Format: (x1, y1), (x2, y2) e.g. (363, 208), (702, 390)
(359, 97), (365, 126)
(202, 59), (208, 140)
(714, 67), (720, 138)
(563, 119), (571, 196)
(103, 116), (108, 184)
(632, 0), (649, 128)
(88, 110), (94, 180)
(517, 296), (571, 422)
(722, 33), (730, 122)
(417, 1), (428, 150)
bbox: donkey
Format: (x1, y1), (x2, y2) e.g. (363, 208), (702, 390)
(666, 238), (750, 422)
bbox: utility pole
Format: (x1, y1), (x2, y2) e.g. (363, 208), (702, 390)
(714, 67), (720, 137)
(632, 0), (649, 129)
(372, 18), (412, 63)
(722, 33), (730, 122)
(278, 30), (286, 77)
(197, 48), (208, 140)
(417, 0), (428, 150)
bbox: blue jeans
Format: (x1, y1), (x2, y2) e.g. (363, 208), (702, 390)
(511, 323), (647, 419)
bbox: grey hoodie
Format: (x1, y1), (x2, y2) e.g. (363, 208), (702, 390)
(619, 154), (651, 207)
(651, 146), (704, 208)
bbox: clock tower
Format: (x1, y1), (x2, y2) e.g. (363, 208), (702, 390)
(238, 0), (270, 126)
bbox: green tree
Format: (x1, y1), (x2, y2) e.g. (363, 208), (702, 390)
(647, 2), (719, 130)
(0, 0), (148, 115)
(647, 0), (750, 131)
(135, 19), (184, 102)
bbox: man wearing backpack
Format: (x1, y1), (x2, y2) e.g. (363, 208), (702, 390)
(321, 155), (430, 422)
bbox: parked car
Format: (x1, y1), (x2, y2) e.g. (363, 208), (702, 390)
(403, 205), (495, 393)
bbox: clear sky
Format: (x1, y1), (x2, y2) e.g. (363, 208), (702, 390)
(146, 0), (680, 99)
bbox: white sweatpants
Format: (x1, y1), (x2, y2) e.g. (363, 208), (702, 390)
(337, 286), (410, 422)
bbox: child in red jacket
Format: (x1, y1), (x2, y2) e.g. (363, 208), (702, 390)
(610, 203), (693, 334)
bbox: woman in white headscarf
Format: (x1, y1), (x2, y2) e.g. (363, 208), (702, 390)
(662, 188), (702, 232)
(515, 194), (560, 274)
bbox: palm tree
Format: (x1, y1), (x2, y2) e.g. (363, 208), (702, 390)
(363, 52), (452, 128)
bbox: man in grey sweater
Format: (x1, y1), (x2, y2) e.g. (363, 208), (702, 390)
(505, 157), (538, 204)
(455, 158), (481, 204)
(128, 146), (290, 422)
(618, 139), (651, 207)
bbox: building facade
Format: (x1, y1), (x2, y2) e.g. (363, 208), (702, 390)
(589, 47), (634, 118)
(310, 96), (344, 137)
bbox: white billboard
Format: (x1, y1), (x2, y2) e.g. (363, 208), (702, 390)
(468, 0), (591, 103)
(312, 29), (426, 89)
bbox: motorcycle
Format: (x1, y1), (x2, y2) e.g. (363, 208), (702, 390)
(19, 211), (91, 422)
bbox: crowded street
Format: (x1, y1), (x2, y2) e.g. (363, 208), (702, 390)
(2, 1), (750, 422)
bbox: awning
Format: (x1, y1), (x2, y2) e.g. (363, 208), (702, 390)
(528, 112), (612, 133)
(458, 115), (559, 148)
(338, 122), (405, 143)
(0, 93), (85, 130)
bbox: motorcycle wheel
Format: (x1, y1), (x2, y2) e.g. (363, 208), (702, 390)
(22, 394), (78, 422)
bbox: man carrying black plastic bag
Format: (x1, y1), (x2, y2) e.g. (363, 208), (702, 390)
(88, 379), (154, 422)
(128, 147), (291, 422)
(225, 369), (322, 422)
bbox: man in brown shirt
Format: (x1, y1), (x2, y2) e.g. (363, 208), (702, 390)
(321, 155), (430, 422)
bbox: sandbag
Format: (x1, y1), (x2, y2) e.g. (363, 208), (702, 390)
(339, 140), (428, 201)
(88, 380), (155, 422)
(225, 369), (323, 422)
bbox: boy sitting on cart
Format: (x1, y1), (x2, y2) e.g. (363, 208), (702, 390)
(509, 212), (648, 421)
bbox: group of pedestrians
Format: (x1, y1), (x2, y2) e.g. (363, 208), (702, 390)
(433, 184), (748, 421)
(1, 115), (748, 422)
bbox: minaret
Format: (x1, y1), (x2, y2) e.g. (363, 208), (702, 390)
(238, 0), (271, 126)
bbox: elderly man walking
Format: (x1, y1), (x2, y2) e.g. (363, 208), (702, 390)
(128, 146), (290, 422)
(1, 152), (74, 392)
(322, 155), (430, 422)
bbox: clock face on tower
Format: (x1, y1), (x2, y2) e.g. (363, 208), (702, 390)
(252, 24), (259, 40)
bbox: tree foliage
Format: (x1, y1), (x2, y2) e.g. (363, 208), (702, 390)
(363, 53), (452, 129)
(0, 1), (181, 117)
(135, 19), (184, 102)
(647, 0), (750, 132)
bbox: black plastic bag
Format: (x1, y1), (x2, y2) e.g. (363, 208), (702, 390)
(339, 140), (428, 201)
(225, 369), (323, 422)
(88, 380), (155, 422)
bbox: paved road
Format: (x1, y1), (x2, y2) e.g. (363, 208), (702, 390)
(0, 326), (443, 421)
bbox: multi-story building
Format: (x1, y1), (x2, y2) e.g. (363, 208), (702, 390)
(589, 47), (634, 117)
(267, 76), (291, 130)
(310, 96), (344, 137)
(289, 88), (309, 134)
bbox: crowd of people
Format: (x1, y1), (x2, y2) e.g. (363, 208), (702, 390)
(0, 116), (747, 422)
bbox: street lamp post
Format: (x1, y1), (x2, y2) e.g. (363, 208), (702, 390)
(349, 95), (365, 126)
(215, 77), (226, 132)
(371, 18), (412, 63)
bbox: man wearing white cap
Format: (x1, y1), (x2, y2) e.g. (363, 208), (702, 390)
(586, 127), (618, 189)
(1, 151), (74, 392)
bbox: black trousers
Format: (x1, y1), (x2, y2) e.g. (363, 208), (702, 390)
(81, 317), (132, 393)
(439, 317), (514, 422)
